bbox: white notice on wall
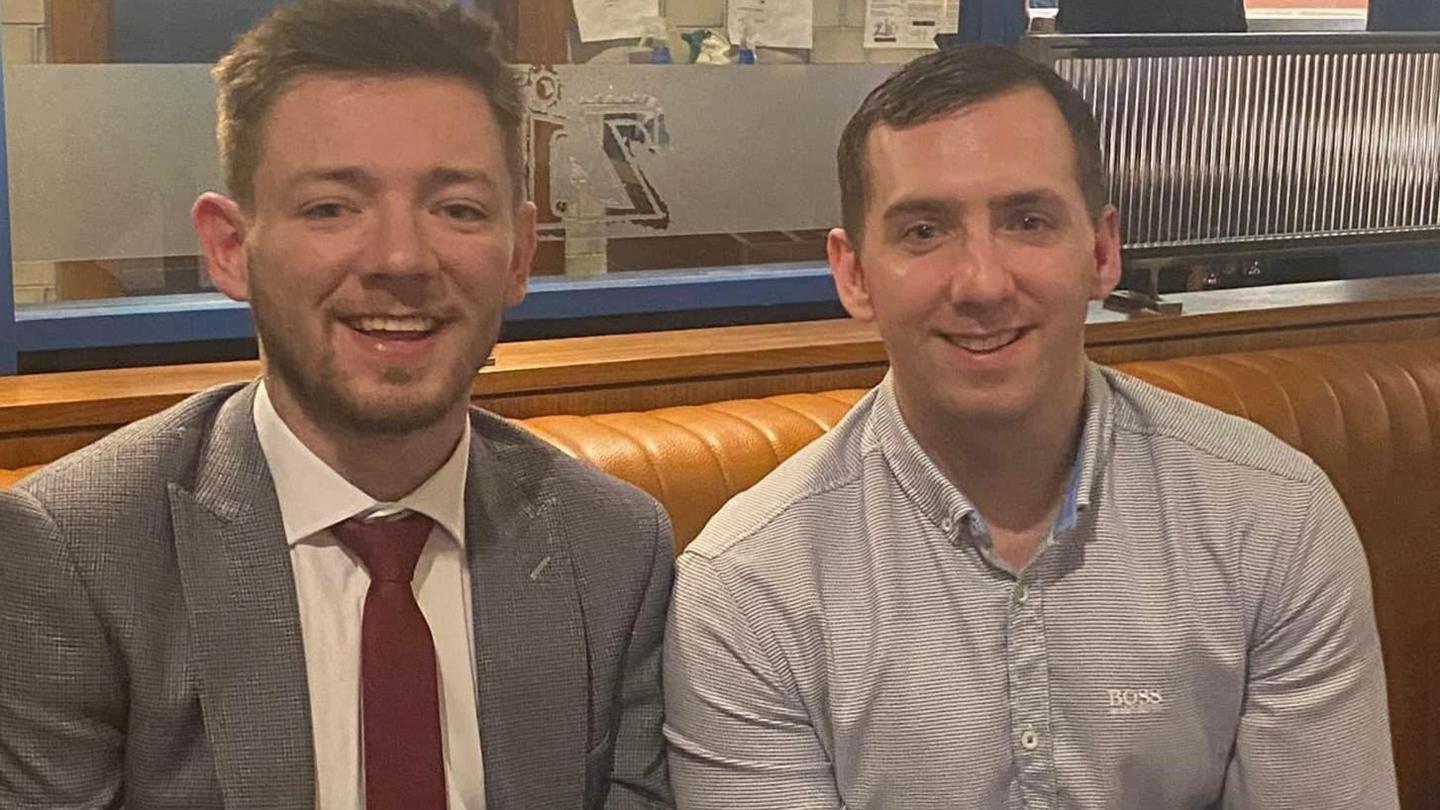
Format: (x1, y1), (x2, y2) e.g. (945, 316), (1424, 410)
(573, 0), (661, 42)
(864, 0), (960, 49)
(728, 0), (815, 50)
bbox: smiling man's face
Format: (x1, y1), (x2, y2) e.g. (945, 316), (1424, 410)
(829, 85), (1120, 436)
(230, 72), (535, 436)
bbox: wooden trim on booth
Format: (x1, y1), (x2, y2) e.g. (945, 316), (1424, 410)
(1, 275), (1437, 469)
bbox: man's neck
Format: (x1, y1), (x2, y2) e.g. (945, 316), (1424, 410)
(265, 385), (468, 502)
(897, 374), (1087, 567)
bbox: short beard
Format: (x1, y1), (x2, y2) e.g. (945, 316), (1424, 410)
(251, 291), (480, 439)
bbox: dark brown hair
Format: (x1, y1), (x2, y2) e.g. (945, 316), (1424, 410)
(213, 0), (522, 208)
(837, 44), (1107, 248)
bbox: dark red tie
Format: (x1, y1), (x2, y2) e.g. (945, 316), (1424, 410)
(332, 512), (447, 810)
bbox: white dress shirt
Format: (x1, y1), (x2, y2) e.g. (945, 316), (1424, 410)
(254, 383), (486, 810)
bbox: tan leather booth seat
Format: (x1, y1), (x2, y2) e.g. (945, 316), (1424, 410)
(3, 337), (1437, 805)
(0, 465), (38, 489)
(523, 391), (868, 551)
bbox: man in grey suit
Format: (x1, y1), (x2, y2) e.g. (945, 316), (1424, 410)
(0, 1), (672, 808)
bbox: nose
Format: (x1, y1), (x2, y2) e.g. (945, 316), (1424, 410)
(369, 200), (439, 278)
(947, 232), (1015, 310)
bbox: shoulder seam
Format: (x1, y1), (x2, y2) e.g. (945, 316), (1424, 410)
(1110, 406), (1316, 486)
(688, 451), (873, 561)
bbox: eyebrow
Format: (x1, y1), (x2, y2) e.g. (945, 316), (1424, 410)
(420, 167), (499, 196)
(288, 166), (500, 196)
(881, 197), (958, 224)
(881, 187), (1071, 223)
(989, 188), (1068, 211)
(291, 167), (377, 192)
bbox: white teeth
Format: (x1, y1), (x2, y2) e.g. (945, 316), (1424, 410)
(351, 316), (437, 333)
(948, 330), (1021, 353)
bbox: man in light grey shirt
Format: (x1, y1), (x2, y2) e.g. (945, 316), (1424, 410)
(664, 44), (1397, 809)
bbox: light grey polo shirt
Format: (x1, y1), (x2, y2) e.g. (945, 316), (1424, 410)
(665, 365), (1397, 810)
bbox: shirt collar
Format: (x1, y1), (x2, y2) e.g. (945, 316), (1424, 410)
(872, 374), (982, 535)
(874, 362), (1113, 541)
(1067, 362), (1115, 528)
(253, 381), (471, 547)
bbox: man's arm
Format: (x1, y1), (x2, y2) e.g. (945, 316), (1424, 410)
(605, 500), (676, 809)
(664, 550), (841, 810)
(1224, 473), (1399, 808)
(0, 487), (127, 808)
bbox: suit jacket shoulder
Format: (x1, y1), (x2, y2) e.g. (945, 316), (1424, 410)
(15, 382), (254, 578)
(20, 383), (249, 513)
(467, 406), (671, 561)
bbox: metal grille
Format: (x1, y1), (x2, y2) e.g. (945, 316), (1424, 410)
(1053, 50), (1440, 251)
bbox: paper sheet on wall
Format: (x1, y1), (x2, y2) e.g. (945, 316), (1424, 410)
(728, 0), (814, 50)
(573, 0), (661, 42)
(864, 0), (960, 48)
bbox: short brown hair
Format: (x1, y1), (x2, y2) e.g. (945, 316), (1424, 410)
(213, 0), (522, 208)
(837, 44), (1107, 248)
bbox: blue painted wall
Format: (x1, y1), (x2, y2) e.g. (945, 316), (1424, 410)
(1369, 0), (1440, 31)
(110, 1), (287, 63)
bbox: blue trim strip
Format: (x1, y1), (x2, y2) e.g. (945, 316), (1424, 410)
(16, 295), (256, 352)
(514, 262), (836, 320)
(0, 46), (17, 374)
(14, 262), (839, 353)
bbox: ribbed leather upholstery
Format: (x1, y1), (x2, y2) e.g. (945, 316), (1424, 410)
(523, 392), (866, 551)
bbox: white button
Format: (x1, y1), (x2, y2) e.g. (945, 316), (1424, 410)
(940, 516), (955, 533)
(1013, 583), (1029, 605)
(1021, 728), (1040, 750)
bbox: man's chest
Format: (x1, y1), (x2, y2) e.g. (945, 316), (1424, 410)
(800, 536), (1248, 809)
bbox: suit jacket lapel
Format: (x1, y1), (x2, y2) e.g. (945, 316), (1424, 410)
(466, 423), (590, 808)
(169, 383), (316, 808)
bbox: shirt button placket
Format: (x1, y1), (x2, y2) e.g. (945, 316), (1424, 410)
(1006, 578), (1057, 809)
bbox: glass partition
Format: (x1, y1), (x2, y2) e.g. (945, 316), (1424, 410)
(3, 0), (1436, 372)
(1, 0), (936, 308)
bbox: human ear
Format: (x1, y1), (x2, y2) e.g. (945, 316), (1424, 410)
(1089, 205), (1122, 300)
(504, 200), (538, 307)
(193, 193), (253, 302)
(828, 227), (875, 322)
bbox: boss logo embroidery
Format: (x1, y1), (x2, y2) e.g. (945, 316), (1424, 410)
(1106, 688), (1165, 716)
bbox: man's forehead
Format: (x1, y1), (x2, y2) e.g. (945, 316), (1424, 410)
(867, 86), (1068, 154)
(266, 71), (495, 119)
(254, 72), (504, 171)
(863, 89), (1081, 199)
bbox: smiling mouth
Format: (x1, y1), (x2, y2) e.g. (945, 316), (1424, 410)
(943, 329), (1025, 354)
(342, 315), (443, 341)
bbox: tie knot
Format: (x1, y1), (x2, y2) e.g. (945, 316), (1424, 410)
(332, 512), (434, 583)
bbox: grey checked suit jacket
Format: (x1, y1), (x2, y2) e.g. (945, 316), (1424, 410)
(0, 383), (674, 809)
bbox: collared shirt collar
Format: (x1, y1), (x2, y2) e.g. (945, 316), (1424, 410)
(1067, 362), (1115, 529)
(873, 362), (1113, 544)
(253, 381), (471, 547)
